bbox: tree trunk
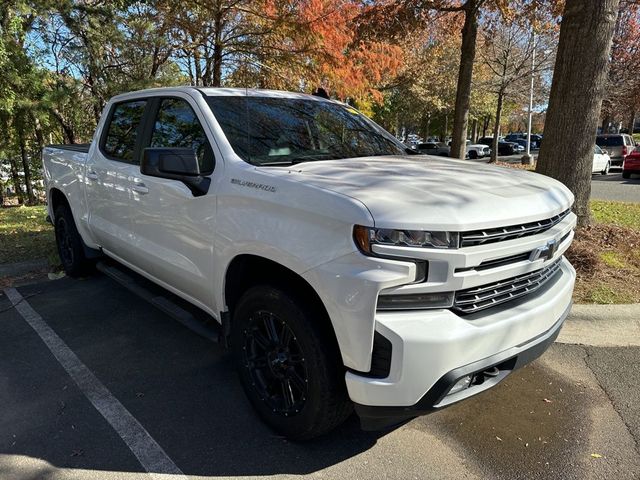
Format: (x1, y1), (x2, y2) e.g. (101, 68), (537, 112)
(51, 108), (76, 144)
(482, 115), (490, 138)
(449, 0), (479, 159)
(212, 9), (224, 87)
(441, 112), (449, 142)
(490, 89), (505, 163)
(536, 0), (620, 227)
(627, 110), (636, 134)
(18, 128), (36, 205)
(8, 156), (24, 205)
(421, 114), (431, 141)
(471, 118), (478, 143)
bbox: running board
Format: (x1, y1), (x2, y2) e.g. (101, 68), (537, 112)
(96, 261), (220, 343)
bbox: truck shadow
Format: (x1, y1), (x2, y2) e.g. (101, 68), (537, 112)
(0, 275), (384, 478)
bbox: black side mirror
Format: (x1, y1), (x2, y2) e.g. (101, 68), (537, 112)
(141, 147), (210, 197)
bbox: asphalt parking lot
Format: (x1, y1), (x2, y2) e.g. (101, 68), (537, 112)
(1, 274), (639, 480)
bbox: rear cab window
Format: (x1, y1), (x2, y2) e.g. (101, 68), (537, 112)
(101, 100), (147, 162)
(596, 136), (623, 147)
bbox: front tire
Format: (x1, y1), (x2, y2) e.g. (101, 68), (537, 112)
(54, 204), (93, 277)
(622, 170), (631, 179)
(469, 150), (478, 159)
(601, 161), (610, 175)
(231, 285), (352, 440)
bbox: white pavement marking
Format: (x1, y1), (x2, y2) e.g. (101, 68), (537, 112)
(4, 287), (188, 480)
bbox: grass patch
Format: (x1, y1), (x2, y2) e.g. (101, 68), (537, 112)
(591, 200), (640, 230)
(587, 285), (635, 305)
(599, 251), (626, 268)
(0, 205), (58, 266)
(568, 204), (640, 304)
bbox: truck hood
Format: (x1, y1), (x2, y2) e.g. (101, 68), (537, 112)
(266, 155), (574, 231)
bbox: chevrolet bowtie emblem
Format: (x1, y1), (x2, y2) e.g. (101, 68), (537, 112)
(530, 239), (558, 262)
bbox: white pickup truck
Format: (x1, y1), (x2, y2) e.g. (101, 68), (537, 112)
(43, 87), (576, 439)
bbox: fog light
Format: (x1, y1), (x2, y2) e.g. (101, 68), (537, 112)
(448, 375), (472, 395)
(376, 292), (454, 311)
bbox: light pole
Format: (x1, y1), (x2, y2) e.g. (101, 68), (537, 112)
(523, 31), (536, 165)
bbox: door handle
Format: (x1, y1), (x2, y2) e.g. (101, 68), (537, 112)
(131, 183), (149, 195)
(87, 171), (99, 181)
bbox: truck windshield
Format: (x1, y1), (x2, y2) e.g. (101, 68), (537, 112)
(205, 96), (406, 166)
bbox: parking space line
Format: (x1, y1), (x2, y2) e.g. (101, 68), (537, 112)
(4, 287), (188, 480)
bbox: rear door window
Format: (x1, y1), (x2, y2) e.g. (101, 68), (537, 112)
(596, 136), (623, 147)
(102, 100), (147, 162)
(149, 98), (214, 174)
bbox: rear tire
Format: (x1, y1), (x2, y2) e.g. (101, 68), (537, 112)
(54, 204), (94, 277)
(231, 285), (352, 440)
(622, 170), (631, 179)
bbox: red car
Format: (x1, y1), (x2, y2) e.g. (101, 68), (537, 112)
(623, 146), (640, 179)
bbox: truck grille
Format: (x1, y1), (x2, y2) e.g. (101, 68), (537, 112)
(453, 259), (562, 314)
(460, 210), (571, 247)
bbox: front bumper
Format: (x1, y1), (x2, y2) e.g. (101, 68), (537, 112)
(347, 257), (575, 429)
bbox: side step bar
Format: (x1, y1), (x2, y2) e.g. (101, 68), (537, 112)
(96, 260), (221, 343)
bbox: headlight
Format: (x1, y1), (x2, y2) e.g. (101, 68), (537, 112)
(354, 225), (459, 254)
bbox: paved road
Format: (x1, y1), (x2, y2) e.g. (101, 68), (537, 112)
(1, 276), (639, 480)
(590, 171), (640, 202)
(493, 155), (640, 203)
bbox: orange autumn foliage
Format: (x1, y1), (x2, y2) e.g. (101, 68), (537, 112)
(299, 0), (404, 107)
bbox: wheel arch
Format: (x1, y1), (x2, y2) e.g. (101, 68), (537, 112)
(49, 186), (101, 259)
(49, 187), (70, 218)
(223, 254), (338, 346)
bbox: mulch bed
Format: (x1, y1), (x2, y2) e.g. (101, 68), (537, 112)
(567, 223), (640, 304)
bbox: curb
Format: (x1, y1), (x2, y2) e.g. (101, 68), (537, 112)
(557, 304), (640, 347)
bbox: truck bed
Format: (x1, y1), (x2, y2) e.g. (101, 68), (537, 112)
(47, 143), (91, 153)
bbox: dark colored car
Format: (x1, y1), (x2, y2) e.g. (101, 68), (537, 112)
(505, 133), (542, 149)
(415, 142), (450, 156)
(477, 137), (517, 156)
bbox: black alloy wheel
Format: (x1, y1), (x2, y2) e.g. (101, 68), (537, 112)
(242, 310), (309, 416)
(56, 215), (75, 267)
(54, 204), (93, 277)
(231, 285), (352, 439)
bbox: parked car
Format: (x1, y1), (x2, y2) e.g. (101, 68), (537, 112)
(43, 87), (576, 439)
(592, 145), (611, 175)
(504, 133), (525, 142)
(622, 145), (640, 179)
(477, 137), (518, 156)
(506, 134), (542, 149)
(596, 134), (636, 167)
(415, 142), (450, 156)
(466, 143), (491, 159)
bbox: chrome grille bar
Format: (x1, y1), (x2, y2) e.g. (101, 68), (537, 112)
(460, 210), (571, 247)
(453, 259), (562, 314)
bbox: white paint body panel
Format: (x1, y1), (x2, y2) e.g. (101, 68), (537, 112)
(43, 86), (577, 409)
(592, 152), (610, 173)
